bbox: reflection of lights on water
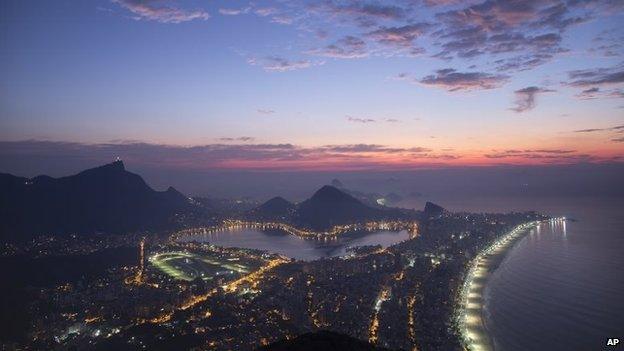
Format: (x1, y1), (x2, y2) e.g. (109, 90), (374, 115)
(466, 302), (480, 309)
(465, 313), (480, 325)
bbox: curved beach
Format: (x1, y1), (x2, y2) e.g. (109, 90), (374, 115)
(456, 219), (557, 351)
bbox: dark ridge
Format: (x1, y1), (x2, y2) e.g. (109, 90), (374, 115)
(249, 196), (296, 221)
(331, 178), (344, 188)
(423, 201), (446, 218)
(309, 185), (363, 204)
(257, 330), (394, 351)
(384, 192), (403, 204)
(294, 185), (402, 231)
(0, 161), (196, 242)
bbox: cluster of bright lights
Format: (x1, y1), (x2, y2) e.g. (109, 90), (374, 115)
(172, 219), (419, 240)
(369, 285), (392, 344)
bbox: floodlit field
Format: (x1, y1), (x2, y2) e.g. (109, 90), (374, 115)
(149, 251), (256, 282)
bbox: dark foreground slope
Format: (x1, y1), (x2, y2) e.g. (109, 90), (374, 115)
(0, 160), (195, 242)
(258, 331), (394, 351)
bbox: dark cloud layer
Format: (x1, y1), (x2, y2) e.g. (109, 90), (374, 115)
(575, 87), (624, 100)
(417, 68), (509, 91)
(428, 0), (594, 70)
(366, 23), (431, 52)
(573, 124), (624, 133)
(567, 63), (624, 87)
(483, 149), (594, 161)
(511, 86), (555, 112)
(0, 140), (455, 172)
(316, 1), (410, 27)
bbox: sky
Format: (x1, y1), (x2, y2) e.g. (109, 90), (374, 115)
(1, 0), (624, 173)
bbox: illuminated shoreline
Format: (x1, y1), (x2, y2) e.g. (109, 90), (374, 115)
(171, 219), (419, 241)
(455, 218), (565, 351)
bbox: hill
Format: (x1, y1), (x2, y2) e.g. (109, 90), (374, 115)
(0, 161), (195, 242)
(248, 196), (296, 221)
(292, 186), (404, 231)
(423, 201), (446, 218)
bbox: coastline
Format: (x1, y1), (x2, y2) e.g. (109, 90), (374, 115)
(171, 219), (419, 241)
(456, 219), (563, 351)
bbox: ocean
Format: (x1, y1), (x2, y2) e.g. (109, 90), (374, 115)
(422, 196), (624, 351)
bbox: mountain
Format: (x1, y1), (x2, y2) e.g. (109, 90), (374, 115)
(0, 161), (195, 242)
(423, 201), (446, 218)
(294, 185), (402, 230)
(248, 196), (296, 221)
(330, 178), (344, 188)
(384, 192), (403, 204)
(257, 330), (394, 351)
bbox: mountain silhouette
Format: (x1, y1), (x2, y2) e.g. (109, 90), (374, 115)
(294, 185), (401, 230)
(248, 196), (296, 221)
(0, 160), (195, 242)
(423, 201), (446, 218)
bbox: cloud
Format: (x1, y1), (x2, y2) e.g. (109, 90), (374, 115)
(270, 15), (294, 25)
(307, 36), (369, 59)
(3, 140), (618, 172)
(112, 0), (209, 23)
(428, 0), (596, 71)
(567, 63), (624, 87)
(318, 1), (410, 27)
(218, 137), (255, 142)
(434, 28), (566, 70)
(322, 144), (400, 153)
(248, 56), (322, 72)
(257, 109), (276, 115)
(221, 0), (616, 74)
(346, 116), (401, 123)
(366, 23), (431, 48)
(319, 144), (432, 154)
(0, 140), (457, 171)
(254, 7), (278, 17)
(573, 125), (624, 133)
(347, 116), (376, 123)
(414, 68), (509, 91)
(436, 0), (587, 32)
(219, 7), (250, 16)
(423, 0), (465, 6)
(589, 30), (624, 57)
(483, 149), (592, 161)
(510, 86), (555, 112)
(612, 137), (624, 142)
(575, 87), (624, 100)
